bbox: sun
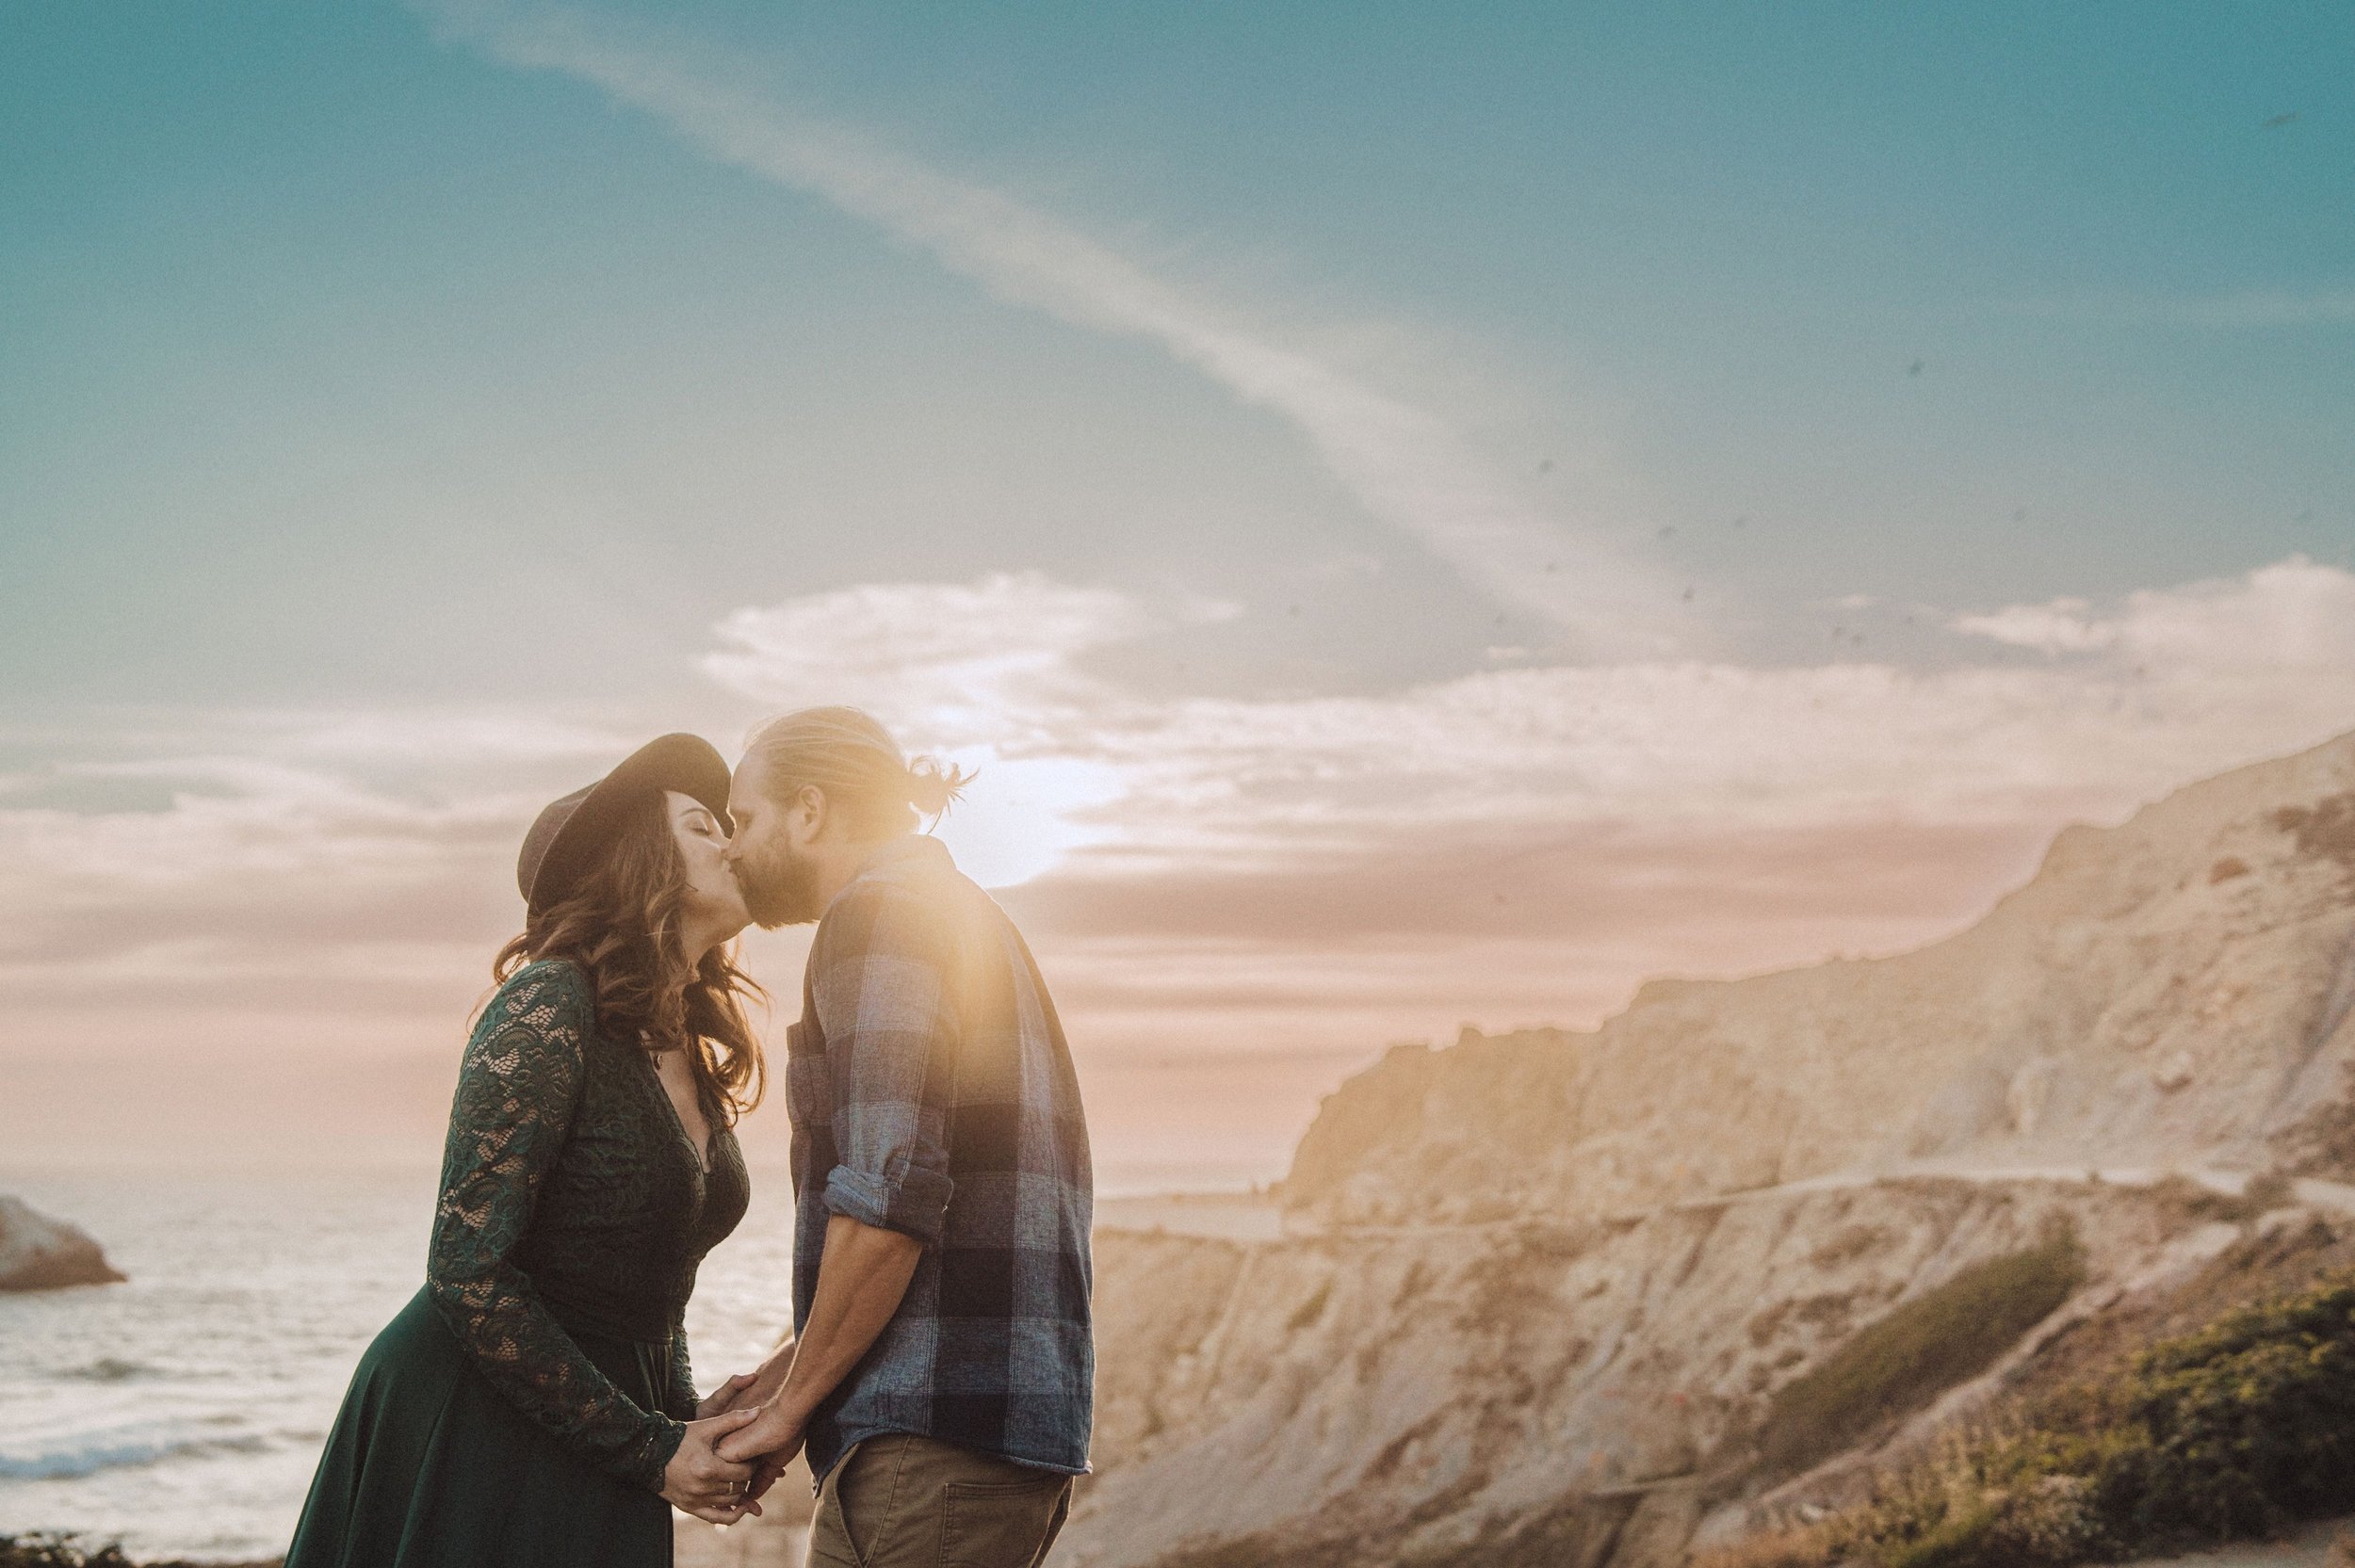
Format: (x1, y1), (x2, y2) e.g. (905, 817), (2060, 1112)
(928, 750), (1126, 889)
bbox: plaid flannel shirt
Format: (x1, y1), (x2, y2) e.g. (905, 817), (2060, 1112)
(786, 833), (1094, 1486)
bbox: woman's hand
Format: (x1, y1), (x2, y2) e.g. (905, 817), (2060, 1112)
(695, 1371), (760, 1420)
(662, 1407), (761, 1524)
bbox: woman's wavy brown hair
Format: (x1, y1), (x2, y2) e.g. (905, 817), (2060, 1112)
(494, 790), (765, 1122)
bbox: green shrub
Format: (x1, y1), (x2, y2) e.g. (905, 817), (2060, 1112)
(2098, 1272), (2355, 1542)
(1700, 1267), (2355, 1568)
(1759, 1228), (2085, 1476)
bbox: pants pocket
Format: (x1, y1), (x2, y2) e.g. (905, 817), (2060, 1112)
(940, 1471), (1071, 1568)
(808, 1442), (871, 1568)
(807, 1483), (855, 1568)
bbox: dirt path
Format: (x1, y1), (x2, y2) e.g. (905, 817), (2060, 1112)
(1093, 1165), (2355, 1245)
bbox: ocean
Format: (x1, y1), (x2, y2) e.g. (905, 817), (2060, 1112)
(0, 1162), (1253, 1562)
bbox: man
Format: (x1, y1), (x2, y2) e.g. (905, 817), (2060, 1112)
(717, 706), (1093, 1568)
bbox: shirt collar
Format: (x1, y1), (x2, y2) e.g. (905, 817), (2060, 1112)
(814, 834), (956, 925)
(850, 832), (955, 886)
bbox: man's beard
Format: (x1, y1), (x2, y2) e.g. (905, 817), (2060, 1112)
(734, 840), (823, 929)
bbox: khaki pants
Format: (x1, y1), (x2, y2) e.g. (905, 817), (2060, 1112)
(806, 1433), (1073, 1568)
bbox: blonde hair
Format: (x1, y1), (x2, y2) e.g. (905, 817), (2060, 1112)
(741, 706), (971, 838)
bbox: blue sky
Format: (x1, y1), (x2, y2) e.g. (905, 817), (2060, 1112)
(7, 1), (2347, 701)
(3, 2), (2350, 1178)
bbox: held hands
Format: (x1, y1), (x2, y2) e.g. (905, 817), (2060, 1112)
(695, 1371), (762, 1419)
(662, 1407), (762, 1525)
(715, 1398), (807, 1504)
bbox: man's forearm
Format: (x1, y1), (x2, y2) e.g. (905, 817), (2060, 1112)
(773, 1214), (924, 1424)
(739, 1338), (795, 1407)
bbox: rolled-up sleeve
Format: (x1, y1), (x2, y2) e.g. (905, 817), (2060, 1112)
(809, 883), (959, 1245)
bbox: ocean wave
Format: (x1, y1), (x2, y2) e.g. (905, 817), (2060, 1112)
(0, 1423), (273, 1481)
(57, 1355), (160, 1382)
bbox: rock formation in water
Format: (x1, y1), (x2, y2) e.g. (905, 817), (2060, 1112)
(1064, 728), (2355, 1568)
(0, 1195), (127, 1290)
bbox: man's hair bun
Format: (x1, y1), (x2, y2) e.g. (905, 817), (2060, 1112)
(742, 706), (973, 836)
(904, 755), (971, 818)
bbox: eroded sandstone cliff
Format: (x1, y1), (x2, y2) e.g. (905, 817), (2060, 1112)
(1064, 730), (2355, 1568)
(1280, 731), (2355, 1225)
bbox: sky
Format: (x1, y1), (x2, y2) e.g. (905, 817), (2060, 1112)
(3, 1), (2351, 1187)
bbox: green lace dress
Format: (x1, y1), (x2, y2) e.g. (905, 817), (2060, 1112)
(286, 960), (750, 1568)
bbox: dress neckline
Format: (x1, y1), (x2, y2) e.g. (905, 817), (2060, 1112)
(640, 1047), (715, 1176)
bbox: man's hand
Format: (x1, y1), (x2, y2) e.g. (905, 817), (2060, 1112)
(663, 1407), (762, 1525)
(695, 1371), (761, 1420)
(746, 1445), (800, 1506)
(715, 1398), (806, 1468)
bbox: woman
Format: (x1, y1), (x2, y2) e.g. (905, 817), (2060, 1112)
(288, 734), (770, 1567)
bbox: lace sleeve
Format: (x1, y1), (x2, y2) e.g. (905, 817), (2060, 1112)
(664, 1308), (697, 1422)
(427, 962), (686, 1493)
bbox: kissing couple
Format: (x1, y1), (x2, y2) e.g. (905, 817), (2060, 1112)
(284, 707), (1094, 1568)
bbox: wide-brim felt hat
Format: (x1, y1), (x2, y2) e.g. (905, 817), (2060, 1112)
(517, 734), (734, 913)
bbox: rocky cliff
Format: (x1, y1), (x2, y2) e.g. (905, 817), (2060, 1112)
(1280, 731), (2355, 1225)
(1063, 729), (2355, 1568)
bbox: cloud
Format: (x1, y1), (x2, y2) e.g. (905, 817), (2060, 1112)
(15, 556), (2349, 1035)
(0, 703), (658, 899)
(6, 761), (495, 888)
(849, 554), (2347, 1060)
(1950, 597), (2117, 655)
(999, 815), (2060, 1070)
(421, 1), (1696, 655)
(0, 709), (627, 1032)
(262, 710), (636, 764)
(705, 558), (2355, 874)
(1954, 556), (2355, 672)
(8, 558), (2353, 1172)
(702, 572), (1147, 750)
(703, 573), (1155, 884)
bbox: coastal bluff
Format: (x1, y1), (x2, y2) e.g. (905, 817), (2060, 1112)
(1065, 728), (2355, 1568)
(0, 1196), (124, 1291)
(1280, 728), (2355, 1227)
